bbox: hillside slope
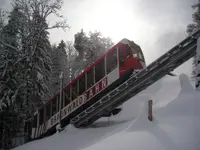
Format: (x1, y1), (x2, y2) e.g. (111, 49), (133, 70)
(12, 74), (200, 150)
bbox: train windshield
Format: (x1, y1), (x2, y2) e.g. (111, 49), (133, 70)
(129, 42), (146, 68)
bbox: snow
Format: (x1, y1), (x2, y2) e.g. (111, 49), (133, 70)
(12, 74), (200, 150)
(56, 123), (61, 132)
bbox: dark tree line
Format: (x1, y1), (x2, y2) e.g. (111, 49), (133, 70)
(0, 0), (114, 149)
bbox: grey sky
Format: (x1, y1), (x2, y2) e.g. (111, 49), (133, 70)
(0, 0), (10, 9)
(0, 0), (198, 76)
(50, 0), (198, 76)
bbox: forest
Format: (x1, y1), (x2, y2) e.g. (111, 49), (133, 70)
(0, 0), (114, 148)
(1, 0), (200, 149)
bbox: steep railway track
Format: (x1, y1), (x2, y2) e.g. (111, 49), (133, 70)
(71, 29), (200, 127)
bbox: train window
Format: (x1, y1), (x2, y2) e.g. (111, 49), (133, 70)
(65, 88), (71, 102)
(62, 92), (65, 107)
(46, 104), (51, 121)
(119, 47), (124, 66)
(87, 68), (94, 89)
(57, 95), (60, 111)
(33, 114), (37, 127)
(39, 108), (44, 125)
(138, 51), (144, 62)
(71, 81), (77, 100)
(79, 74), (86, 94)
(106, 49), (117, 73)
(132, 47), (139, 59)
(60, 92), (65, 109)
(64, 93), (70, 106)
(52, 99), (57, 115)
(126, 46), (132, 58)
(95, 58), (105, 83)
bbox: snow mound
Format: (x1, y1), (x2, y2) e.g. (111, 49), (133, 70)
(157, 73), (200, 118)
(109, 95), (151, 121)
(64, 123), (77, 132)
(80, 74), (200, 150)
(179, 73), (194, 94)
(126, 96), (153, 132)
(12, 74), (200, 150)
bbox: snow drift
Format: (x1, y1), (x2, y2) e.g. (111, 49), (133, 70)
(12, 74), (200, 150)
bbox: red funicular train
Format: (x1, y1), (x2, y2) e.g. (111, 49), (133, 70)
(29, 38), (146, 139)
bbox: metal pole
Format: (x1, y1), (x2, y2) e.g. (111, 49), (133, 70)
(59, 71), (64, 130)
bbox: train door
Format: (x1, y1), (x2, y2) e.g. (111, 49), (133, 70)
(124, 44), (133, 68)
(118, 46), (126, 76)
(125, 44), (142, 70)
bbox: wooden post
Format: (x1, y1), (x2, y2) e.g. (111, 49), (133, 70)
(148, 100), (153, 121)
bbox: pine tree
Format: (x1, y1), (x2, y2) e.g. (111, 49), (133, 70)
(73, 29), (114, 77)
(0, 7), (23, 111)
(50, 40), (69, 95)
(12, 0), (69, 112)
(21, 11), (52, 111)
(0, 7), (26, 148)
(187, 0), (200, 90)
(56, 40), (69, 85)
(0, 0), (69, 147)
(87, 31), (114, 65)
(66, 41), (77, 81)
(74, 29), (88, 61)
(0, 9), (5, 32)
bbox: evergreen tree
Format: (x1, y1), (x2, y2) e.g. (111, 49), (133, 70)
(87, 31), (114, 65)
(0, 7), (23, 111)
(50, 40), (68, 95)
(73, 29), (114, 77)
(21, 11), (52, 111)
(187, 0), (200, 90)
(12, 0), (69, 111)
(57, 40), (69, 85)
(66, 41), (77, 81)
(0, 7), (26, 148)
(74, 29), (88, 61)
(0, 9), (5, 32)
(0, 0), (69, 148)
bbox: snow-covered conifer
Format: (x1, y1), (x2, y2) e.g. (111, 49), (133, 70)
(73, 29), (114, 77)
(21, 11), (52, 108)
(65, 41), (77, 81)
(13, 0), (69, 111)
(187, 0), (200, 89)
(0, 7), (23, 111)
(50, 40), (69, 95)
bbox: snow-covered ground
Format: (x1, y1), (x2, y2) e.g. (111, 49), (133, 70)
(12, 73), (200, 150)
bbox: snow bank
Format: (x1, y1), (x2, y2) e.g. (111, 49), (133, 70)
(103, 76), (177, 122)
(12, 74), (200, 150)
(81, 74), (200, 150)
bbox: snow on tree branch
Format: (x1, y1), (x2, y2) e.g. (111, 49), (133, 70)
(48, 19), (69, 31)
(0, 39), (18, 51)
(13, 0), (69, 31)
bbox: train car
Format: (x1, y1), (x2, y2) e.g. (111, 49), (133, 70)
(29, 38), (146, 139)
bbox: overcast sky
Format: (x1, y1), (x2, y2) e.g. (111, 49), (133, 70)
(0, 0), (198, 77)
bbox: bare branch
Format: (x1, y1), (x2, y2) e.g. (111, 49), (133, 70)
(48, 20), (70, 31)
